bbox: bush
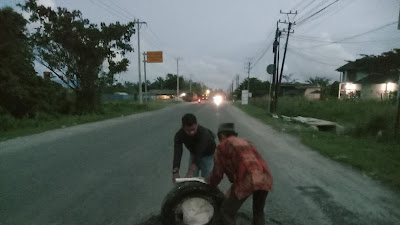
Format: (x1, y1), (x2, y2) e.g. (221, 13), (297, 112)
(0, 112), (16, 132)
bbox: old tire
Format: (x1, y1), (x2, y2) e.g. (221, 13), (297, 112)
(161, 181), (225, 225)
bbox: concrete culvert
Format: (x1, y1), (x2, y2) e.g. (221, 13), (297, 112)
(161, 181), (225, 225)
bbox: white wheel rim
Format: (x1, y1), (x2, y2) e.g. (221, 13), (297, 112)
(181, 197), (214, 225)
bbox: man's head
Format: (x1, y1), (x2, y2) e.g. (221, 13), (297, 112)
(182, 113), (198, 136)
(217, 123), (238, 141)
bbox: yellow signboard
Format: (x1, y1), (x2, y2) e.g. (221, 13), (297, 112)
(147, 51), (163, 63)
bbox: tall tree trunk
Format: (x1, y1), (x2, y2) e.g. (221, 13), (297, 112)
(76, 69), (100, 113)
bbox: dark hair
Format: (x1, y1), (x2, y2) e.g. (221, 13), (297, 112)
(182, 113), (197, 126)
(217, 131), (238, 140)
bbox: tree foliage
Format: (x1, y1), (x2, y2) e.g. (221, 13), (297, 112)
(147, 74), (205, 95)
(20, 0), (135, 112)
(306, 76), (330, 87)
(234, 78), (270, 99)
(163, 74), (184, 90)
(0, 7), (71, 118)
(282, 74), (298, 84)
(344, 49), (400, 75)
(149, 77), (165, 89)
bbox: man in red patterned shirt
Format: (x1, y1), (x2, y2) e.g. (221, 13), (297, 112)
(205, 123), (273, 225)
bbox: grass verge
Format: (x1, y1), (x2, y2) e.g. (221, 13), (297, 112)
(0, 99), (178, 141)
(236, 103), (400, 191)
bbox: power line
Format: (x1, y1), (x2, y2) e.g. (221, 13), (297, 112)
(288, 44), (350, 62)
(337, 21), (398, 42)
(298, 0), (318, 13)
(96, 0), (135, 20)
(296, 0), (359, 32)
(298, 0), (328, 21)
(251, 39), (275, 70)
(295, 21), (398, 49)
(300, 1), (342, 27)
(291, 35), (400, 44)
(291, 0), (308, 11)
(97, 0), (138, 20)
(296, 0), (339, 26)
(288, 48), (342, 67)
(249, 29), (276, 62)
(146, 25), (165, 46)
(248, 0), (305, 67)
(141, 29), (164, 50)
(94, 0), (166, 55)
(89, 0), (131, 23)
(295, 0), (357, 34)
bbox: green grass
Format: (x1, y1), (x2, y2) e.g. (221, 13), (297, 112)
(236, 101), (400, 191)
(0, 99), (177, 141)
(250, 96), (398, 140)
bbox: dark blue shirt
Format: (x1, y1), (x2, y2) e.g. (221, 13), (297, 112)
(173, 125), (216, 169)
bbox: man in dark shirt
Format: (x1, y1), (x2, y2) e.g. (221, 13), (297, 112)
(172, 113), (216, 183)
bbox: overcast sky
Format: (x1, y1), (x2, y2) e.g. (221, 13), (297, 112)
(2, 0), (400, 90)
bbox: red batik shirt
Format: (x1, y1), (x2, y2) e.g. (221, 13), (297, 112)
(208, 136), (273, 200)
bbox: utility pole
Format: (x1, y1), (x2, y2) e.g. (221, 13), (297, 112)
(245, 61), (252, 91)
(189, 74), (192, 93)
(143, 52), (148, 103)
(136, 19), (147, 104)
(176, 58), (181, 98)
(273, 10), (297, 114)
(268, 72), (273, 113)
(395, 71), (400, 137)
(236, 74), (240, 89)
(232, 80), (234, 99)
(398, 3), (400, 30)
(270, 22), (280, 114)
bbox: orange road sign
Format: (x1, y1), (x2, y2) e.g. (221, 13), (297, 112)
(147, 51), (163, 63)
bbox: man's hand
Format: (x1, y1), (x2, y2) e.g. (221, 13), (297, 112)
(186, 163), (197, 178)
(185, 169), (194, 178)
(172, 172), (180, 183)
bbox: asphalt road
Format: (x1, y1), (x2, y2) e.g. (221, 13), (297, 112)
(1, 101), (400, 225)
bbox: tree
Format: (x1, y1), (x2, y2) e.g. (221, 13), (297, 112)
(234, 78), (270, 99)
(164, 73), (184, 90)
(152, 76), (165, 89)
(191, 82), (203, 96)
(306, 76), (340, 100)
(101, 81), (138, 95)
(20, 0), (135, 112)
(146, 74), (206, 96)
(123, 81), (138, 95)
(324, 81), (340, 98)
(306, 76), (330, 87)
(282, 74), (298, 84)
(345, 49), (400, 76)
(0, 7), (71, 118)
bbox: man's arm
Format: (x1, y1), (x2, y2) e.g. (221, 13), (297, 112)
(173, 132), (183, 170)
(206, 147), (224, 187)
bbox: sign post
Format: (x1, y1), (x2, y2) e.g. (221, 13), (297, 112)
(143, 51), (163, 102)
(266, 64), (275, 113)
(242, 90), (249, 105)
